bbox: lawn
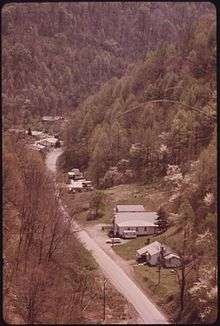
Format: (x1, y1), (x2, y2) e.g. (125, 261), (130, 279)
(133, 264), (179, 321)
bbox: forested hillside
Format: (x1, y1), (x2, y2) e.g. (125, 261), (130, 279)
(2, 2), (214, 127)
(60, 3), (217, 323)
(62, 3), (216, 185)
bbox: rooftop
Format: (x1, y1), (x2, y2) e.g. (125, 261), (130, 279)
(137, 241), (177, 257)
(137, 241), (162, 256)
(116, 220), (156, 228)
(115, 211), (158, 225)
(164, 253), (180, 260)
(116, 205), (145, 212)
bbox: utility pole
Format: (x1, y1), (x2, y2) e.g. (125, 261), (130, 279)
(112, 215), (115, 246)
(103, 279), (107, 322)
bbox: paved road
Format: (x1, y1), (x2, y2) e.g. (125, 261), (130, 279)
(45, 149), (168, 325)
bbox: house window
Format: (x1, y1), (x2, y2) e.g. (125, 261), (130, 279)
(136, 227), (138, 232)
(127, 227), (130, 230)
(144, 227), (147, 231)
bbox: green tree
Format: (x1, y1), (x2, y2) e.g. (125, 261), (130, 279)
(155, 206), (169, 232)
(89, 190), (104, 219)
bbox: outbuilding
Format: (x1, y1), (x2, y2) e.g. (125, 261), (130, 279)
(163, 253), (182, 268)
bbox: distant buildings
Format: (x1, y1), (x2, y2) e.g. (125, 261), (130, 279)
(37, 137), (60, 147)
(42, 116), (64, 122)
(67, 168), (93, 192)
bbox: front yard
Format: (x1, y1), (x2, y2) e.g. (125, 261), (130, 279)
(134, 265), (179, 321)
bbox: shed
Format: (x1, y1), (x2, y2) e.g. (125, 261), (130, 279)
(164, 253), (181, 268)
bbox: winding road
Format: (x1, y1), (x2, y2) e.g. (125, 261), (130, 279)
(46, 149), (168, 325)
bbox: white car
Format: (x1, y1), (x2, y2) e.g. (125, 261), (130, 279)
(106, 238), (121, 244)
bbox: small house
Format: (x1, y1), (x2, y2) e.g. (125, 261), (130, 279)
(42, 116), (64, 122)
(136, 241), (181, 268)
(68, 168), (84, 181)
(136, 241), (162, 265)
(38, 137), (59, 148)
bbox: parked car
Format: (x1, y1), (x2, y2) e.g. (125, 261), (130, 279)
(106, 238), (121, 244)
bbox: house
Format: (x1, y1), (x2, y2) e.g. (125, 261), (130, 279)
(28, 143), (46, 152)
(28, 130), (48, 140)
(37, 137), (59, 148)
(136, 241), (162, 265)
(42, 115), (64, 122)
(68, 168), (84, 180)
(69, 180), (84, 192)
(136, 241), (181, 268)
(115, 205), (145, 213)
(114, 211), (158, 237)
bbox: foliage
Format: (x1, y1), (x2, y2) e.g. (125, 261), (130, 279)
(89, 190), (105, 219)
(156, 206), (169, 231)
(3, 136), (100, 324)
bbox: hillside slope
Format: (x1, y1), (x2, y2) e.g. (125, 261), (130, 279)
(2, 2), (214, 127)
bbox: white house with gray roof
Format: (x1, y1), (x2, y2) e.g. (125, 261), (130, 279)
(114, 210), (158, 237)
(136, 241), (181, 267)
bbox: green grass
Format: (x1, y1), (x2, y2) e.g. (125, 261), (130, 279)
(133, 264), (179, 321)
(134, 265), (177, 298)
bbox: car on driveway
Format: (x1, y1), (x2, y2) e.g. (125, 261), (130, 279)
(106, 238), (121, 244)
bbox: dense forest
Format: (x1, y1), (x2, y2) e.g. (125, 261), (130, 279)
(2, 2), (215, 126)
(3, 2), (217, 324)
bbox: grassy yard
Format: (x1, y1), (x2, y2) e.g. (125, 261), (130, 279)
(133, 265), (179, 321)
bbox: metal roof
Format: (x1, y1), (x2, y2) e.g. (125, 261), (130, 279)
(137, 241), (177, 257)
(116, 220), (156, 227)
(164, 253), (180, 260)
(116, 205), (145, 212)
(115, 212), (158, 225)
(137, 241), (162, 256)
